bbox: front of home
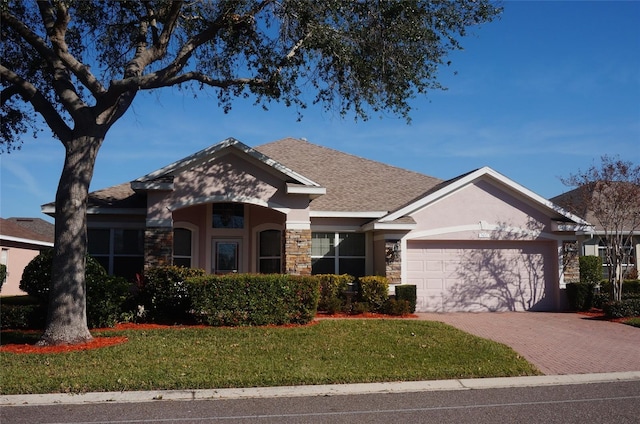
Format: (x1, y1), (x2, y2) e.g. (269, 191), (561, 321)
(43, 137), (590, 312)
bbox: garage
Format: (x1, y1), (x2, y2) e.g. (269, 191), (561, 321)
(406, 240), (557, 312)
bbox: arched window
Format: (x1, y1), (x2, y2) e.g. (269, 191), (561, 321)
(258, 229), (281, 273)
(173, 228), (192, 268)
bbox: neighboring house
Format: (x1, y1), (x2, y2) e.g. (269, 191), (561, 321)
(0, 218), (54, 296)
(42, 137), (589, 312)
(551, 187), (639, 280)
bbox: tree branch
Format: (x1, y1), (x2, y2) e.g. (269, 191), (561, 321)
(0, 65), (72, 141)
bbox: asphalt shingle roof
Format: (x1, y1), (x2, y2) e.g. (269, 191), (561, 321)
(0, 218), (54, 243)
(48, 138), (443, 215)
(255, 138), (442, 213)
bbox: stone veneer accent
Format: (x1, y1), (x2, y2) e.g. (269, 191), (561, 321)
(284, 229), (312, 275)
(145, 227), (173, 269)
(562, 241), (580, 284)
(385, 240), (402, 285)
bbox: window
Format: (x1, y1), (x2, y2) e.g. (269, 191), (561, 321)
(258, 229), (281, 273)
(173, 228), (192, 268)
(88, 228), (144, 279)
(598, 238), (636, 279)
(311, 232), (365, 276)
(212, 203), (244, 228)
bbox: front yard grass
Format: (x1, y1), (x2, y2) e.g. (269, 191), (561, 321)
(0, 319), (540, 395)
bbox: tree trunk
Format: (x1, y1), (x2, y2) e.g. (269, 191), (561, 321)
(38, 136), (103, 346)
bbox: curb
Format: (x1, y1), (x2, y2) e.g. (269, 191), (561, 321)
(3, 371), (639, 406)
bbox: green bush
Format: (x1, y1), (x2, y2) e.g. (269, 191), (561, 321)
(599, 280), (640, 299)
(603, 299), (640, 318)
(316, 274), (354, 313)
(19, 249), (106, 301)
(384, 298), (412, 316)
(86, 275), (132, 328)
(187, 274), (319, 326)
(0, 263), (6, 291)
(395, 285), (417, 313)
(139, 266), (207, 323)
(565, 282), (595, 311)
(579, 256), (602, 284)
(357, 276), (389, 313)
(0, 303), (46, 329)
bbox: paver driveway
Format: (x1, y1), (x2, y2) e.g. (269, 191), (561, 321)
(417, 312), (640, 375)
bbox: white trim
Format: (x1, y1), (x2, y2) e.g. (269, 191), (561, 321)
(286, 183), (326, 196)
(130, 181), (174, 191)
(167, 195), (288, 212)
(0, 235), (53, 247)
(380, 167), (590, 226)
(285, 221), (311, 230)
(253, 223), (284, 274)
(406, 223), (560, 241)
(361, 222), (416, 231)
(311, 225), (363, 232)
(310, 211), (387, 218)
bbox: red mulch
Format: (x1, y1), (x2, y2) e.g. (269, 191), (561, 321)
(576, 308), (635, 324)
(0, 336), (128, 355)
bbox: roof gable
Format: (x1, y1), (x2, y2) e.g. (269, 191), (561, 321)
(380, 167), (589, 226)
(133, 138), (322, 190)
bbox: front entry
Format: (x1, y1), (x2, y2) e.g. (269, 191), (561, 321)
(212, 239), (242, 274)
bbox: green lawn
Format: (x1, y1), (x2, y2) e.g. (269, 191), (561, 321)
(0, 319), (540, 395)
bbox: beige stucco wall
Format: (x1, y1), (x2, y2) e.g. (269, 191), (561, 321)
(408, 180), (555, 241)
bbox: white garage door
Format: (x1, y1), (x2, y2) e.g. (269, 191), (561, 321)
(406, 240), (556, 312)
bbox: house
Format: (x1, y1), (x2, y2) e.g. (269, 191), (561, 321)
(551, 186), (640, 280)
(0, 217), (55, 296)
(42, 137), (589, 312)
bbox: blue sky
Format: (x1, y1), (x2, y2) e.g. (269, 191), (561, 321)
(2, 1), (639, 222)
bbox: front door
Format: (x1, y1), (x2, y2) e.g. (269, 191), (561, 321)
(212, 239), (241, 274)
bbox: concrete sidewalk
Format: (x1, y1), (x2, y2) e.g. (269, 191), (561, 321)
(417, 312), (640, 375)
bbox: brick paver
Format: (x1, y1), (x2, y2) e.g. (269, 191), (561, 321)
(417, 312), (640, 375)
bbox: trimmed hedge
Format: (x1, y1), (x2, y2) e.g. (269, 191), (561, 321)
(579, 256), (602, 284)
(316, 274), (354, 314)
(139, 266), (207, 323)
(566, 282), (595, 311)
(395, 285), (417, 313)
(357, 276), (389, 313)
(187, 274), (319, 326)
(599, 280), (640, 298)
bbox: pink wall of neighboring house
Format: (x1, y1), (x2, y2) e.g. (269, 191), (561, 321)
(1, 218), (54, 297)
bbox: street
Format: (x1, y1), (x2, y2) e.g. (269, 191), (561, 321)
(3, 380), (639, 424)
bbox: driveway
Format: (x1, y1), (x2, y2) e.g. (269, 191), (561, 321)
(417, 312), (640, 375)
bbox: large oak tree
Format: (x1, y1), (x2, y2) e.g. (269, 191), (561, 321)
(1, 0), (501, 345)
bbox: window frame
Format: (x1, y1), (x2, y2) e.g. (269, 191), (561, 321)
(311, 231), (366, 276)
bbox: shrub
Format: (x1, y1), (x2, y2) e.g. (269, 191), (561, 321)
(384, 298), (412, 316)
(0, 263), (6, 291)
(187, 274), (319, 326)
(579, 256), (602, 284)
(316, 274), (354, 313)
(395, 285), (417, 313)
(357, 276), (389, 313)
(86, 275), (132, 328)
(602, 299), (640, 319)
(599, 280), (640, 299)
(139, 266), (207, 323)
(19, 249), (106, 301)
(565, 282), (595, 311)
(0, 297), (46, 329)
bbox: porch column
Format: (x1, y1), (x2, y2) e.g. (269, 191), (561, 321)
(144, 227), (173, 269)
(562, 240), (580, 284)
(283, 228), (312, 275)
(385, 240), (402, 285)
